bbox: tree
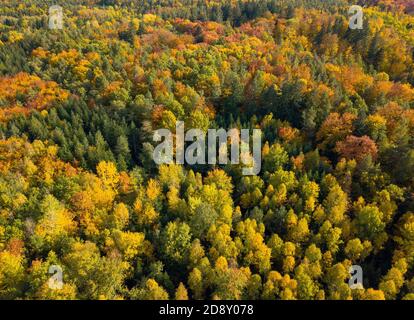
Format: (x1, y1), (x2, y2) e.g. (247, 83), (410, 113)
(322, 184), (348, 226)
(0, 250), (25, 299)
(295, 265), (319, 300)
(211, 256), (251, 300)
(324, 263), (352, 300)
(112, 202), (129, 230)
(190, 203), (218, 240)
(236, 219), (271, 274)
(25, 254), (77, 300)
(204, 169), (233, 193)
(115, 135), (131, 171)
(1, 0), (414, 302)
(207, 224), (239, 261)
(161, 221), (192, 266)
(110, 230), (150, 261)
(263, 144), (289, 173)
(97, 161), (119, 189)
(344, 238), (372, 261)
(335, 135), (378, 162)
(353, 204), (386, 248)
(188, 267), (205, 299)
(317, 112), (356, 151)
(34, 194), (76, 247)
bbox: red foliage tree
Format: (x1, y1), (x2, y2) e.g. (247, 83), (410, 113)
(335, 135), (378, 161)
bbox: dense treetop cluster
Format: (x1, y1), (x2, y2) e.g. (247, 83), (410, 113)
(1, 0), (414, 300)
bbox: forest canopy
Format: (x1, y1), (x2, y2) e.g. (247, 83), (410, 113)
(1, 0), (414, 300)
